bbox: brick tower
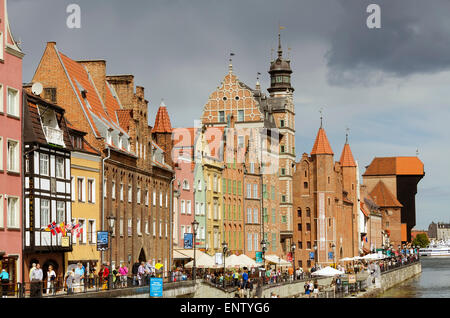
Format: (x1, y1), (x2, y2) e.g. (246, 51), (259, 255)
(268, 31), (296, 254)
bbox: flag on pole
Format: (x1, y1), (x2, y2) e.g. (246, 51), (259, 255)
(59, 222), (66, 236)
(44, 222), (59, 236)
(279, 26), (286, 30)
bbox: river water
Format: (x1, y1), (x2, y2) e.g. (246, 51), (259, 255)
(379, 258), (450, 298)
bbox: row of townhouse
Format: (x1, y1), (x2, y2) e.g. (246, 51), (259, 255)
(167, 33), (425, 269)
(0, 0), (174, 286)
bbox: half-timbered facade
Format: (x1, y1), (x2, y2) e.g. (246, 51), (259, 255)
(23, 92), (73, 282)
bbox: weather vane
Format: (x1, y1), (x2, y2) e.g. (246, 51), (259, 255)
(319, 107), (324, 128)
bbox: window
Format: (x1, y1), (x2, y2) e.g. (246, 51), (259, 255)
(118, 136), (123, 149)
(281, 195), (286, 203)
(145, 221), (149, 235)
(213, 175), (218, 192)
(187, 200), (192, 215)
(247, 184), (251, 198)
(219, 111), (225, 122)
(254, 233), (259, 251)
(128, 219), (132, 236)
(247, 208), (252, 224)
(88, 220), (96, 244)
(306, 208), (311, 217)
(103, 180), (107, 198)
(298, 223), (302, 231)
(137, 187), (141, 204)
(56, 201), (65, 223)
(78, 219), (86, 243)
(238, 136), (244, 149)
(40, 153), (49, 176)
(306, 223), (311, 231)
(263, 184), (267, 199)
(271, 233), (277, 252)
(272, 208), (276, 224)
(145, 190), (149, 206)
(181, 200), (185, 214)
(386, 221), (390, 227)
(195, 202), (200, 215)
(0, 84), (3, 113)
(253, 208), (258, 224)
(307, 241), (311, 249)
(304, 182), (308, 189)
(183, 180), (189, 190)
(7, 140), (19, 172)
(250, 162), (255, 174)
(297, 208), (302, 217)
(160, 192), (163, 207)
(197, 180), (202, 191)
(128, 185), (132, 203)
(7, 88), (19, 117)
(253, 184), (258, 199)
(0, 195), (3, 228)
(56, 157), (64, 178)
(0, 137), (3, 171)
(159, 220), (162, 237)
(44, 88), (57, 103)
(111, 181), (116, 199)
(77, 178), (84, 202)
(280, 119), (285, 127)
(233, 181), (236, 195)
(7, 197), (19, 228)
(88, 179), (94, 203)
(281, 168), (286, 176)
(41, 199), (50, 227)
(120, 183), (124, 201)
(281, 216), (287, 224)
(248, 233), (252, 251)
(106, 130), (112, 145)
(280, 145), (285, 153)
(137, 218), (142, 236)
(238, 110), (244, 121)
(120, 219), (124, 236)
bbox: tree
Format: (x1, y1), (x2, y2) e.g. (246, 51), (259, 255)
(412, 233), (430, 248)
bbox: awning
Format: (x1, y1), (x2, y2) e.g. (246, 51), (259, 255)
(173, 249), (208, 259)
(173, 250), (191, 260)
(264, 255), (292, 266)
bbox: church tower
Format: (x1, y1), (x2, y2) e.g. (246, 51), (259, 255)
(268, 30), (296, 255)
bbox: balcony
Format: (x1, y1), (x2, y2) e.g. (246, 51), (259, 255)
(43, 126), (65, 146)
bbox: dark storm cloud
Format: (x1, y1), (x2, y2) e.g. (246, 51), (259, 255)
(326, 0), (450, 85)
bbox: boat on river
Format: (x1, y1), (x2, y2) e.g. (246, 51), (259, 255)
(419, 240), (450, 257)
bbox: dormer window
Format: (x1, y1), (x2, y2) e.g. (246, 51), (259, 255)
(106, 130), (112, 145)
(127, 138), (131, 152)
(118, 136), (123, 149)
(39, 105), (65, 146)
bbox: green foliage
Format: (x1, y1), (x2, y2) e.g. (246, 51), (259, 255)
(412, 233), (430, 248)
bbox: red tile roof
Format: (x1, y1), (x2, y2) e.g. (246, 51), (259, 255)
(311, 128), (334, 155)
(116, 109), (132, 133)
(363, 157), (424, 176)
(360, 202), (369, 217)
(152, 102), (172, 133)
(369, 181), (403, 208)
(339, 143), (356, 167)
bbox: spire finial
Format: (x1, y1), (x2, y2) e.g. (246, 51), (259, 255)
(345, 127), (350, 144)
(256, 72), (261, 89)
(229, 52), (235, 73)
(416, 148), (419, 156)
(278, 24), (285, 58)
(319, 107), (324, 128)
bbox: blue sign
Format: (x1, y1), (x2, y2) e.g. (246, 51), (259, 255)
(255, 252), (263, 263)
(328, 252), (334, 260)
(96, 231), (109, 251)
(309, 252), (315, 260)
(150, 278), (163, 297)
(184, 233), (193, 249)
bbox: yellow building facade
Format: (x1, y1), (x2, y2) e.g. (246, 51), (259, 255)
(65, 129), (102, 272)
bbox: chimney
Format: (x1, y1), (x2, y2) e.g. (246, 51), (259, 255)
(78, 60), (107, 108)
(106, 75), (135, 108)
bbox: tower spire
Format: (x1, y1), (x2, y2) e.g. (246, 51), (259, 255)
(278, 24), (285, 58)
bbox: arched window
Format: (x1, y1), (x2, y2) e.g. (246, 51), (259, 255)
(183, 180), (189, 190)
(306, 208), (311, 218)
(304, 182), (308, 189)
(297, 208), (302, 218)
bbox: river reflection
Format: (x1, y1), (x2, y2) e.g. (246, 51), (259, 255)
(379, 258), (450, 298)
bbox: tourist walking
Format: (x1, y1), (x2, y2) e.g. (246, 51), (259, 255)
(119, 263), (128, 288)
(65, 270), (74, 294)
(46, 265), (56, 295)
(0, 269), (10, 298)
(138, 262), (146, 286)
(313, 279), (319, 298)
(31, 263), (43, 297)
(304, 281), (310, 297)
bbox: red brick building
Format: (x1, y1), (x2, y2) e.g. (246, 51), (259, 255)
(292, 126), (358, 269)
(31, 42), (174, 274)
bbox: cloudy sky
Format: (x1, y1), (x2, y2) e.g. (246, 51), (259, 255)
(8, 0), (450, 229)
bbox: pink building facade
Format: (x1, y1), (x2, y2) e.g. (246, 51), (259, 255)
(0, 0), (24, 286)
(172, 127), (196, 248)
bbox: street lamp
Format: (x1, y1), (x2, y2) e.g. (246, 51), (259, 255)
(261, 239), (267, 285)
(331, 243), (336, 267)
(291, 243), (296, 280)
(191, 219), (199, 281)
(314, 244), (318, 268)
(222, 241), (228, 288)
(106, 215), (116, 290)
